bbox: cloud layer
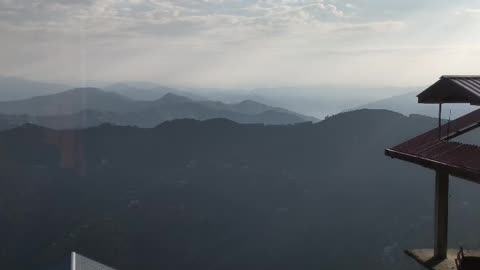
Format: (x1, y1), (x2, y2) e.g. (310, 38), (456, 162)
(1, 0), (480, 90)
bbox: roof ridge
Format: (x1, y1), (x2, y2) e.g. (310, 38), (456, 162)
(441, 75), (480, 79)
(418, 76), (480, 104)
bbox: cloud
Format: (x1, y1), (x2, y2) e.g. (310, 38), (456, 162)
(1, 0), (480, 89)
(0, 0), (347, 36)
(459, 8), (480, 15)
(334, 21), (406, 34)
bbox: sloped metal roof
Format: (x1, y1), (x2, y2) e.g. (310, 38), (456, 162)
(417, 76), (480, 105)
(385, 108), (480, 183)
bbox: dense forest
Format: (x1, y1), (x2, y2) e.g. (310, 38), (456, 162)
(1, 109), (480, 270)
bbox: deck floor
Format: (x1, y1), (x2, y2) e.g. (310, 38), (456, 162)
(406, 249), (480, 270)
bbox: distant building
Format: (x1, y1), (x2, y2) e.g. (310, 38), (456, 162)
(386, 76), (480, 270)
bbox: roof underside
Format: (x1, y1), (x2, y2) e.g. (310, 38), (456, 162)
(417, 76), (480, 105)
(385, 108), (480, 183)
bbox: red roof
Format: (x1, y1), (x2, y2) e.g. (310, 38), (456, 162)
(385, 108), (480, 183)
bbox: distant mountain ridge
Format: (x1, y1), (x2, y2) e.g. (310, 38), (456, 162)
(355, 91), (478, 119)
(0, 88), (317, 129)
(0, 87), (133, 116)
(104, 82), (204, 101)
(0, 77), (406, 119)
(0, 76), (69, 101)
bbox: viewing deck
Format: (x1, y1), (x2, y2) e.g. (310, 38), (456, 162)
(406, 249), (480, 270)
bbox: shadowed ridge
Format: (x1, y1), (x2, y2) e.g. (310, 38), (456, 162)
(231, 100), (274, 114)
(321, 109), (406, 123)
(154, 93), (194, 104)
(0, 122), (55, 134)
(154, 117), (240, 130)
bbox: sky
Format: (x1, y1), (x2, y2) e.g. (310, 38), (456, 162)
(1, 0), (480, 90)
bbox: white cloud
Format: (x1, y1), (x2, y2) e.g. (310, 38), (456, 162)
(1, 0), (480, 90)
(462, 8), (480, 14)
(345, 3), (355, 9)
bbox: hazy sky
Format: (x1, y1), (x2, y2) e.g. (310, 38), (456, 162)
(1, 0), (480, 89)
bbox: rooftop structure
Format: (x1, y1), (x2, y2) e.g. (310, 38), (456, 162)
(418, 76), (480, 105)
(386, 107), (480, 182)
(385, 75), (480, 270)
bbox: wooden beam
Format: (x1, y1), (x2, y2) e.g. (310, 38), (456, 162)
(434, 171), (449, 259)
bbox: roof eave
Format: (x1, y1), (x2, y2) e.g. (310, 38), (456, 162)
(417, 77), (480, 105)
(385, 148), (480, 184)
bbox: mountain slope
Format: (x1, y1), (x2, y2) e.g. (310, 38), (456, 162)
(1, 109), (480, 270)
(0, 92), (317, 128)
(104, 82), (204, 101)
(0, 76), (69, 101)
(356, 91), (478, 119)
(193, 86), (392, 119)
(0, 87), (134, 116)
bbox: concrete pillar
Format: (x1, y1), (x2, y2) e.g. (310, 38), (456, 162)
(434, 171), (449, 259)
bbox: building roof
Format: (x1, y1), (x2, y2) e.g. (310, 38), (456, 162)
(417, 76), (480, 105)
(385, 107), (480, 183)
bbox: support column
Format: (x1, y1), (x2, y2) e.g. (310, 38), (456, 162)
(434, 170), (449, 259)
(438, 103), (442, 139)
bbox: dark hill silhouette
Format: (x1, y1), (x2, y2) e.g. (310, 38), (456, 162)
(2, 109), (480, 270)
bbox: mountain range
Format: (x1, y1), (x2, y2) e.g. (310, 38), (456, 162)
(1, 109), (480, 270)
(0, 88), (317, 129)
(188, 86), (380, 118)
(356, 90), (478, 119)
(104, 82), (204, 101)
(0, 77), (417, 119)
